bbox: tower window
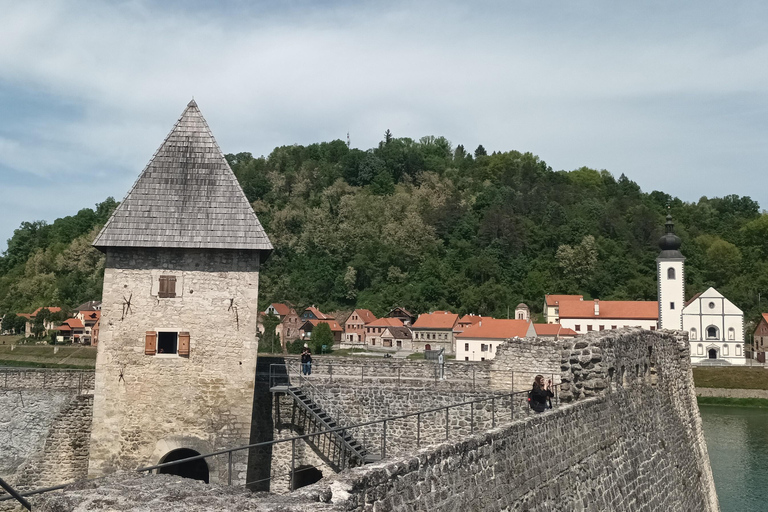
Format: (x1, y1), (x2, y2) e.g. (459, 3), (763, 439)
(667, 268), (675, 279)
(158, 275), (177, 298)
(158, 332), (178, 354)
(728, 328), (735, 341)
(670, 302), (675, 310)
(707, 326), (719, 340)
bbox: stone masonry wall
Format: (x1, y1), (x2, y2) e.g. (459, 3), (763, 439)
(89, 248), (261, 485)
(287, 329), (718, 511)
(0, 369), (94, 392)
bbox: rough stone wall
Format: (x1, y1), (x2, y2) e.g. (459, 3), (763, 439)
(88, 248), (261, 485)
(489, 337), (562, 392)
(11, 394), (93, 492)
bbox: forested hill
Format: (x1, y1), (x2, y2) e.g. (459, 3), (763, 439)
(2, 135), (767, 328)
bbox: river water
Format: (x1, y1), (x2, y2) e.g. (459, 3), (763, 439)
(699, 405), (768, 512)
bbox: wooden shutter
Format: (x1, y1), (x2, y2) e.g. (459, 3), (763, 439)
(145, 331), (157, 355)
(167, 276), (177, 298)
(158, 276), (177, 298)
(178, 332), (190, 357)
(158, 276), (168, 298)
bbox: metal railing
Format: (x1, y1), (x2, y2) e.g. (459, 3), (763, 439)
(0, 384), (562, 506)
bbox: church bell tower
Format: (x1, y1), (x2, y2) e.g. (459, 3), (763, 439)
(657, 213), (685, 330)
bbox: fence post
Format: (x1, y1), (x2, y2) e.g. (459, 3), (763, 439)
(445, 407), (449, 440)
(329, 362), (333, 383)
(361, 365), (364, 383)
(291, 438), (296, 491)
(397, 367), (401, 388)
(511, 370), (514, 392)
(472, 367), (476, 389)
(511, 393), (514, 422)
(382, 420), (387, 459)
(417, 413), (421, 448)
(228, 451), (233, 485)
(470, 401), (474, 434)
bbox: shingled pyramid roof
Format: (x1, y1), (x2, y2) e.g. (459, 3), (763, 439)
(93, 100), (272, 252)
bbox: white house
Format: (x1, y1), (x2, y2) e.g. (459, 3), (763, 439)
(557, 298), (658, 335)
(455, 319), (534, 361)
(683, 288), (745, 365)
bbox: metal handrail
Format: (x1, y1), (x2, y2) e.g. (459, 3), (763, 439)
(1, 384), (562, 504)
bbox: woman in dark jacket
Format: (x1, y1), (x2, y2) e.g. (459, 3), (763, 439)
(529, 375), (554, 413)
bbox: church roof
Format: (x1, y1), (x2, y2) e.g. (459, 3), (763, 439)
(93, 100), (273, 252)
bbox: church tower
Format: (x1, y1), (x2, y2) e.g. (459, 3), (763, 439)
(88, 100), (272, 484)
(657, 213), (685, 330)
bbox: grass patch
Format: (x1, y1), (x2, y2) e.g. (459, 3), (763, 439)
(692, 366), (768, 390)
(697, 396), (768, 408)
(407, 352), (425, 360)
(0, 344), (96, 368)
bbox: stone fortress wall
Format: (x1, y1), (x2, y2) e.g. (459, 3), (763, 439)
(274, 329), (719, 512)
(0, 369), (94, 507)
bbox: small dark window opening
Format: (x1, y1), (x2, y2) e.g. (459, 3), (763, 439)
(159, 276), (177, 298)
(291, 465), (323, 490)
(667, 267), (675, 279)
(159, 448), (209, 483)
(158, 332), (178, 354)
(670, 302), (675, 310)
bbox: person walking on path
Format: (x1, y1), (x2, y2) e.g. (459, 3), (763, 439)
(301, 344), (313, 376)
(529, 375), (554, 413)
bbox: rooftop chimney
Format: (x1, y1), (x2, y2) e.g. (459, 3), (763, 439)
(594, 299), (600, 316)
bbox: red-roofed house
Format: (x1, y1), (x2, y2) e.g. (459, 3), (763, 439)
(457, 314), (484, 332)
(543, 295), (583, 324)
(22, 307), (63, 338)
(557, 298), (658, 335)
(533, 323), (578, 340)
(365, 318), (404, 347)
(300, 306), (333, 322)
(455, 319), (534, 361)
(261, 303), (301, 345)
(78, 310), (101, 345)
(55, 318), (85, 343)
(299, 319), (343, 343)
(380, 326), (413, 351)
(386, 307), (417, 327)
(344, 308), (377, 344)
(411, 311), (460, 354)
(753, 313), (768, 362)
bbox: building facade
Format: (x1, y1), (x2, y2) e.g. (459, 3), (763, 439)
(410, 311), (459, 354)
(87, 100), (272, 485)
(683, 288), (745, 365)
(557, 299), (658, 335)
(455, 319), (534, 361)
(344, 308), (377, 343)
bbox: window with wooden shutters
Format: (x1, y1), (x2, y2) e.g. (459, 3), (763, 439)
(145, 331), (157, 355)
(178, 332), (190, 357)
(158, 275), (177, 298)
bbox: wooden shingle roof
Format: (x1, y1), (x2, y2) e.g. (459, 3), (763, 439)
(93, 100), (273, 252)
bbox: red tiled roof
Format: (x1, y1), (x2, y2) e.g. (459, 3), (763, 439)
(353, 309), (377, 324)
(458, 315), (483, 326)
(413, 312), (460, 330)
(82, 311), (101, 322)
(302, 319), (343, 332)
(367, 317), (404, 328)
(533, 323), (578, 336)
(57, 318), (84, 330)
(545, 295), (583, 306)
(457, 319), (531, 339)
(558, 300), (658, 320)
(25, 307), (62, 318)
(304, 306), (333, 320)
(763, 313), (768, 324)
(269, 303), (292, 316)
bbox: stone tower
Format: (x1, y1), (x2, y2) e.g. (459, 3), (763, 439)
(657, 213), (685, 330)
(88, 100), (272, 484)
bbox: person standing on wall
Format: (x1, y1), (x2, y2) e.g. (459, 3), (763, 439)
(529, 375), (554, 413)
(301, 344), (312, 376)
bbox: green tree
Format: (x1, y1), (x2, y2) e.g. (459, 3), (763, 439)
(311, 322), (334, 354)
(556, 235), (598, 292)
(259, 313), (282, 353)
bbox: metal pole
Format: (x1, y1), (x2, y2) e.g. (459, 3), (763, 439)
(362, 365), (364, 383)
(382, 420), (387, 459)
(511, 393), (514, 422)
(228, 451), (233, 485)
(397, 367), (401, 388)
(291, 438), (296, 491)
(445, 407), (449, 440)
(472, 367), (476, 389)
(329, 362), (333, 383)
(470, 401), (474, 434)
(0, 476), (32, 511)
(417, 413), (421, 448)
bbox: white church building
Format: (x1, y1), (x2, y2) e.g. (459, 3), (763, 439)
(657, 214), (745, 365)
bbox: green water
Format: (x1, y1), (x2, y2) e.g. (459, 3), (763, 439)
(699, 405), (768, 512)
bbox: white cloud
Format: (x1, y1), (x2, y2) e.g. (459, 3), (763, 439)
(1, 0), (768, 249)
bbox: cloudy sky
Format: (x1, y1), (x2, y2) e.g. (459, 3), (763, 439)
(1, 0), (767, 252)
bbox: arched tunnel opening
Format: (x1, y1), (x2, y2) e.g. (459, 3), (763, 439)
(291, 464), (323, 490)
(158, 448), (210, 484)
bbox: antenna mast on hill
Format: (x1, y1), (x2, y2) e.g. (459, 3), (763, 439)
(347, 132), (350, 148)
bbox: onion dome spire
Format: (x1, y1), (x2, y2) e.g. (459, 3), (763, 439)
(658, 210), (684, 259)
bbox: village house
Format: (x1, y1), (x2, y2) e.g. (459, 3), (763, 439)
(753, 313), (768, 362)
(344, 308), (377, 343)
(456, 314), (484, 332)
(261, 303), (301, 345)
(379, 326), (413, 351)
(299, 319), (344, 344)
(76, 301), (102, 345)
(300, 306), (334, 322)
(543, 295), (584, 324)
(410, 311), (460, 354)
(365, 317), (404, 347)
(55, 318), (85, 343)
(386, 307), (416, 326)
(532, 323), (578, 340)
(20, 307), (62, 338)
(455, 318), (534, 361)
(555, 298), (658, 335)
